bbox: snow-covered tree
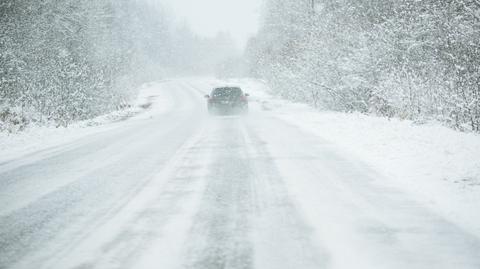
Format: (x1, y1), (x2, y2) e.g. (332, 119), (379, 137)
(247, 0), (480, 131)
(0, 0), (239, 130)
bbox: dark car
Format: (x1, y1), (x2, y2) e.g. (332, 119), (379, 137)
(205, 87), (249, 114)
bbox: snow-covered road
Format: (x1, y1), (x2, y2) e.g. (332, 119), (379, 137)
(1, 79), (479, 269)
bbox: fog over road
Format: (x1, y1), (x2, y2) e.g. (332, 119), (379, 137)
(0, 79), (479, 269)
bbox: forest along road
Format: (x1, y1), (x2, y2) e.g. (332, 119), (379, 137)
(0, 79), (479, 269)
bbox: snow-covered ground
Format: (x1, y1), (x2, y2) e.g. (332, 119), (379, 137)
(0, 81), (174, 164)
(235, 79), (480, 238)
(1, 78), (479, 269)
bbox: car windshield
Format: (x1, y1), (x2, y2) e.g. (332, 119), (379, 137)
(212, 87), (243, 99)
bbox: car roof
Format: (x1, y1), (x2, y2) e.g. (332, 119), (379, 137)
(212, 86), (243, 93)
(213, 86), (242, 90)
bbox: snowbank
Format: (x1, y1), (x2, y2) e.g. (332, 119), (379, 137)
(239, 79), (480, 237)
(0, 81), (173, 163)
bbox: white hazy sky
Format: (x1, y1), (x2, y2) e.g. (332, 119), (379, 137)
(159, 0), (262, 48)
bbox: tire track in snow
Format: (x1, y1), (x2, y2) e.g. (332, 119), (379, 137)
(183, 116), (328, 269)
(243, 120), (329, 269)
(183, 118), (254, 269)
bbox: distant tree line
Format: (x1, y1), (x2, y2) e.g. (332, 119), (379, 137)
(0, 0), (238, 130)
(246, 0), (480, 132)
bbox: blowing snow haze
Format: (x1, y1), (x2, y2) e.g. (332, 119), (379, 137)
(159, 0), (261, 48)
(1, 1), (480, 269)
